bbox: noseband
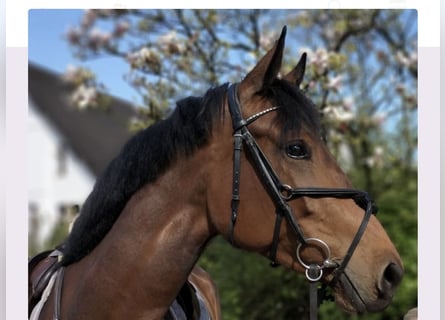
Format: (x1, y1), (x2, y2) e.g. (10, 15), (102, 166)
(227, 84), (377, 319)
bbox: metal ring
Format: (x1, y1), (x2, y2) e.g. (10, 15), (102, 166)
(305, 265), (323, 282)
(279, 184), (293, 200)
(296, 238), (332, 270)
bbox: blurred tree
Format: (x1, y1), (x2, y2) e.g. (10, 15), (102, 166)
(43, 205), (79, 250)
(63, 10), (417, 178)
(28, 204), (42, 256)
(50, 9), (417, 319)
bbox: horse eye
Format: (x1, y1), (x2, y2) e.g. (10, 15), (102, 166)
(286, 141), (310, 159)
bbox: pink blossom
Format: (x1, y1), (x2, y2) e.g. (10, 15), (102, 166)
(88, 28), (111, 50)
(309, 48), (329, 74)
(62, 65), (80, 83)
(372, 113), (387, 127)
(127, 47), (159, 69)
(81, 10), (97, 29)
(259, 32), (275, 50)
(342, 96), (355, 111)
(66, 27), (82, 45)
(327, 75), (343, 91)
(113, 21), (130, 38)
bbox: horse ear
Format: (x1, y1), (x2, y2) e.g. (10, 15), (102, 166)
(283, 52), (307, 87)
(238, 26), (287, 101)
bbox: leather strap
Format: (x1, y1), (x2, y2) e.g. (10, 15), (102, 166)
(227, 84), (246, 132)
(53, 267), (65, 320)
(229, 133), (243, 245)
(269, 210), (283, 267)
(226, 83), (377, 319)
(309, 282), (318, 320)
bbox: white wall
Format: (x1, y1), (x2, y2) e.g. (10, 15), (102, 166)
(28, 100), (94, 243)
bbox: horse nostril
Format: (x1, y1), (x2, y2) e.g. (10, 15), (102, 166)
(380, 262), (404, 297)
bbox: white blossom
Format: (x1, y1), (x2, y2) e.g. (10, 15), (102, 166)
(63, 65), (81, 83)
(139, 47), (152, 60)
(88, 28), (111, 49)
(372, 112), (387, 126)
(308, 48), (329, 74)
(327, 75), (343, 91)
(127, 47), (161, 70)
(323, 105), (355, 123)
(157, 30), (177, 45)
(259, 32), (275, 49)
(366, 145), (385, 168)
(127, 48), (150, 67)
(62, 65), (93, 85)
(70, 84), (98, 109)
(342, 96), (355, 111)
(395, 50), (417, 68)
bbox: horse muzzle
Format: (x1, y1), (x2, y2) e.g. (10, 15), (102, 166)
(332, 261), (404, 314)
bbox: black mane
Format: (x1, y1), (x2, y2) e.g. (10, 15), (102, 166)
(61, 84), (228, 265)
(267, 78), (321, 142)
(61, 79), (320, 266)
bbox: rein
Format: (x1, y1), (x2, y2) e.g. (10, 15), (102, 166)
(227, 83), (377, 319)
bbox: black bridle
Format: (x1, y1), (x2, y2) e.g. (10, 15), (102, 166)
(227, 84), (377, 319)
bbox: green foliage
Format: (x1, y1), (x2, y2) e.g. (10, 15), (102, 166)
(199, 238), (312, 319)
(198, 164), (417, 320)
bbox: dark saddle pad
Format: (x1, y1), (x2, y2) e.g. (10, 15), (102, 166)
(28, 250), (62, 316)
(165, 280), (210, 320)
(29, 250), (210, 319)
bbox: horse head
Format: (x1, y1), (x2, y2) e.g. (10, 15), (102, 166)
(207, 26), (403, 314)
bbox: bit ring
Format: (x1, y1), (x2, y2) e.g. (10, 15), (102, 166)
(297, 238), (335, 282)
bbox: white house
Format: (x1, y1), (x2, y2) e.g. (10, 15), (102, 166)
(28, 101), (94, 242)
(28, 64), (137, 246)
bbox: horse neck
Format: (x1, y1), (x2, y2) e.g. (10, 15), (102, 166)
(62, 151), (213, 319)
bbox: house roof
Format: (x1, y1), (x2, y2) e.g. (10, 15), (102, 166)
(28, 63), (137, 177)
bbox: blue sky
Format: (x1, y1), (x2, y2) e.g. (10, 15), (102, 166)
(29, 9), (135, 102)
(28, 10), (80, 72)
(28, 9), (305, 105)
(28, 9), (418, 121)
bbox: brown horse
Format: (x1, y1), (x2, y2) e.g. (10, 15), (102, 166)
(29, 26), (403, 319)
